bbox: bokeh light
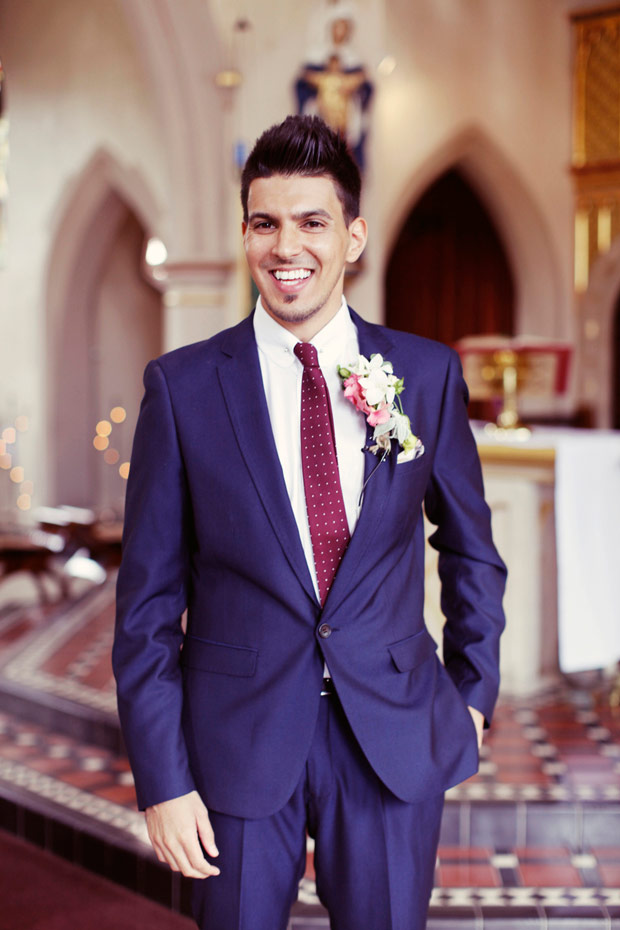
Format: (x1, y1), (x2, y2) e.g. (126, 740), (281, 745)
(119, 462), (130, 479)
(16, 494), (31, 511)
(96, 420), (112, 437)
(15, 415), (29, 432)
(110, 406), (126, 423)
(145, 237), (168, 266)
(2, 427), (16, 444)
(9, 466), (24, 483)
(93, 435), (109, 451)
(104, 448), (120, 465)
(0, 453), (12, 470)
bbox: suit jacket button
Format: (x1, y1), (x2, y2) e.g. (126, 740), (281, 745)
(318, 623), (332, 639)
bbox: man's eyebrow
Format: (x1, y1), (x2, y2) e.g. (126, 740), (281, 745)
(247, 209), (333, 223)
(247, 211), (275, 223)
(292, 209), (333, 221)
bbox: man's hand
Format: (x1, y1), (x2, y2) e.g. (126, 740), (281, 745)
(468, 705), (485, 750)
(145, 789), (220, 879)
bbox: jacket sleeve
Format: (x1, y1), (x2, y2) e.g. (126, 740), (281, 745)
(424, 349), (507, 725)
(112, 359), (197, 809)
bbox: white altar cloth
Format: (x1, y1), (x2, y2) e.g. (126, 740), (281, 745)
(473, 426), (620, 674)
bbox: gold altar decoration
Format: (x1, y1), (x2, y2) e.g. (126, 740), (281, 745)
(295, 1), (373, 171)
(571, 7), (620, 292)
(455, 336), (572, 431)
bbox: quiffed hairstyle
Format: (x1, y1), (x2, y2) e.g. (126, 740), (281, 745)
(241, 115), (361, 226)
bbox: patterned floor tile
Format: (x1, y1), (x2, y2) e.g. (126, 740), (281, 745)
(0, 585), (619, 923)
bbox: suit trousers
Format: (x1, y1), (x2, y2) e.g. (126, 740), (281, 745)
(192, 689), (444, 930)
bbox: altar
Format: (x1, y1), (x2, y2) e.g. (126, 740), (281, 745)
(424, 426), (620, 695)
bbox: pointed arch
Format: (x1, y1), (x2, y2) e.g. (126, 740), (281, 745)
(47, 147), (159, 330)
(118, 0), (227, 258)
(45, 150), (161, 504)
(382, 126), (565, 340)
(385, 168), (516, 344)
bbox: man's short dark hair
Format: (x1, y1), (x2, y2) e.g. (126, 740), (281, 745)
(241, 115), (361, 225)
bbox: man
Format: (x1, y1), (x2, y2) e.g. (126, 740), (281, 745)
(113, 115), (506, 930)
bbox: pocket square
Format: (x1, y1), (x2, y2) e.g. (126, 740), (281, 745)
(397, 440), (425, 464)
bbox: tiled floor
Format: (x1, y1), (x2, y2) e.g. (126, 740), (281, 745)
(0, 584), (116, 714)
(0, 581), (619, 927)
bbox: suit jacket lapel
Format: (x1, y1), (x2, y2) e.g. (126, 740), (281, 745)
(322, 311), (400, 614)
(217, 316), (317, 604)
(215, 309), (402, 615)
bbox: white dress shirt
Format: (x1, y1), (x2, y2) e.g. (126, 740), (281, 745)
(253, 296), (366, 603)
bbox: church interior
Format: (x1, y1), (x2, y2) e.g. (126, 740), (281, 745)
(0, 0), (619, 926)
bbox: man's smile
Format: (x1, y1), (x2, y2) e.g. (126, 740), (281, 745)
(269, 267), (314, 294)
(272, 268), (312, 281)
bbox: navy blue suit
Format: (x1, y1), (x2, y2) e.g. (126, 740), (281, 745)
(113, 309), (506, 928)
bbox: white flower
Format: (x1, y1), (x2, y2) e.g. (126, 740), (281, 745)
(338, 352), (425, 463)
(359, 367), (396, 407)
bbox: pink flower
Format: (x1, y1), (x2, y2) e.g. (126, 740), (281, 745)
(339, 352), (424, 463)
(343, 375), (373, 416)
(367, 402), (391, 426)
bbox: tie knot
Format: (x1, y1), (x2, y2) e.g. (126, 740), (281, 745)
(294, 342), (319, 369)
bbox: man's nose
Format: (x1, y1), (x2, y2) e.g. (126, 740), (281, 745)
(273, 224), (303, 258)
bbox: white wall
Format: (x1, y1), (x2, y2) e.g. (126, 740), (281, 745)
(220, 0), (576, 342)
(0, 0), (605, 517)
(0, 0), (167, 510)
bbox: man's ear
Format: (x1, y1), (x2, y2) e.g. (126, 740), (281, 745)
(346, 217), (368, 263)
(241, 220), (248, 237)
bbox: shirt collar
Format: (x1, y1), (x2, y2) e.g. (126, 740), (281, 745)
(253, 296), (356, 369)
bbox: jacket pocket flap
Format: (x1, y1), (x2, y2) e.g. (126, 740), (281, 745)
(388, 627), (437, 672)
(182, 637), (258, 677)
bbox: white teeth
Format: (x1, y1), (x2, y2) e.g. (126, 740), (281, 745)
(273, 269), (311, 281)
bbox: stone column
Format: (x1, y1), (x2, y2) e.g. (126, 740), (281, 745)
(153, 261), (247, 352)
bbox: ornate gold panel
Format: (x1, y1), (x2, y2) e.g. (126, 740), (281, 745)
(572, 7), (620, 291)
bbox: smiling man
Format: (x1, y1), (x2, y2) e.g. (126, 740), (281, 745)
(113, 115), (506, 930)
(242, 173), (366, 336)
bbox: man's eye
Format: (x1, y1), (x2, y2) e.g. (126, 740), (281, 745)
(253, 221), (274, 230)
(304, 220), (325, 229)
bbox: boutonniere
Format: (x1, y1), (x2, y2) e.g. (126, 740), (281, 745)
(338, 354), (424, 464)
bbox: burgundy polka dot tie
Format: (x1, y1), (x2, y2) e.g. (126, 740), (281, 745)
(294, 342), (350, 606)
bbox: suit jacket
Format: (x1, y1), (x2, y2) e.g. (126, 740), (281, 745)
(113, 308), (506, 818)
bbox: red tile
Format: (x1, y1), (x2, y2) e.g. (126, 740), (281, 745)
(487, 752), (543, 767)
(438, 847), (492, 860)
(59, 770), (113, 790)
(27, 757), (74, 775)
(599, 864), (620, 885)
(110, 758), (132, 773)
(514, 847), (570, 859)
(552, 737), (599, 749)
(496, 770), (552, 785)
(0, 745), (39, 760)
(93, 785), (138, 805)
(487, 736), (532, 749)
(518, 864), (581, 887)
(437, 864), (500, 887)
(46, 734), (78, 746)
(75, 747), (112, 761)
(590, 847), (620, 859)
(82, 664), (115, 690)
(488, 723), (524, 735)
